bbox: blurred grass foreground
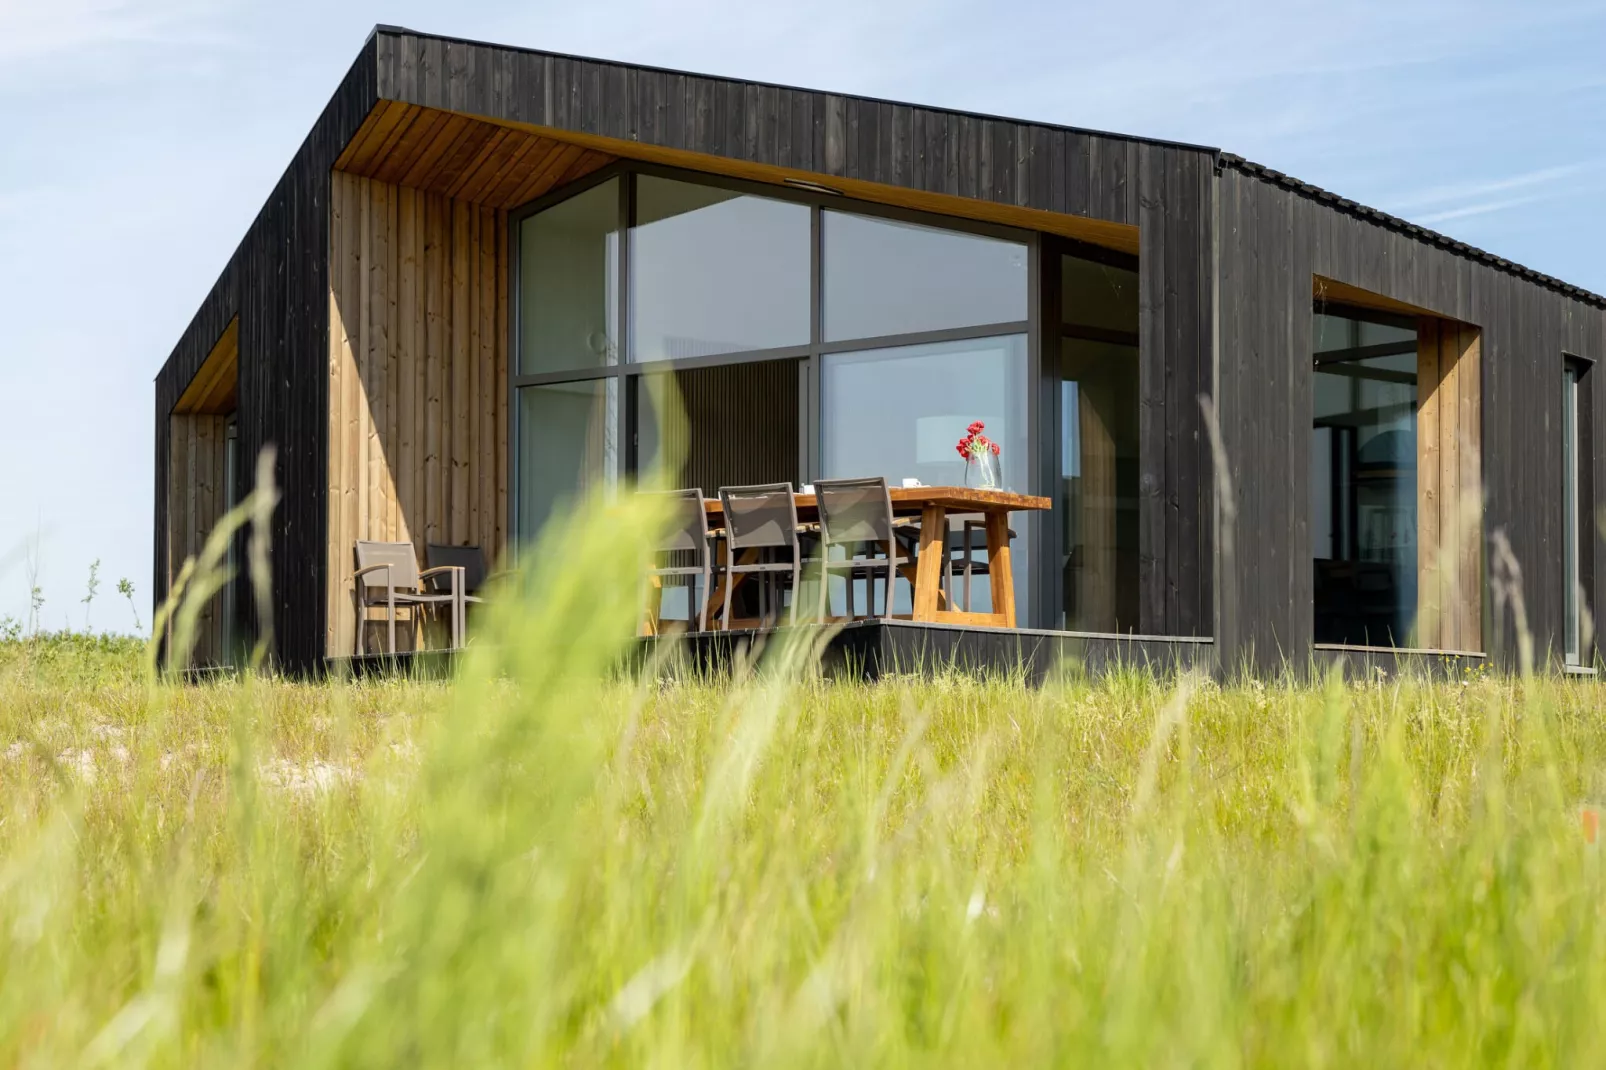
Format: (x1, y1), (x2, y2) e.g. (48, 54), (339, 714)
(5, 491), (1606, 1066)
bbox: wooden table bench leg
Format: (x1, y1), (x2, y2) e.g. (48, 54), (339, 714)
(985, 509), (1016, 628)
(913, 503), (947, 622)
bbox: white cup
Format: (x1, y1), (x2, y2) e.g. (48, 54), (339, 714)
(901, 478), (922, 488)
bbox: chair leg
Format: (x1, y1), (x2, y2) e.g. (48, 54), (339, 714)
(697, 562), (710, 633)
(788, 560), (800, 626)
(386, 590), (397, 656)
(722, 547), (733, 632)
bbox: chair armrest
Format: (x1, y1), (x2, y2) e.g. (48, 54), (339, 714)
(419, 565), (466, 593)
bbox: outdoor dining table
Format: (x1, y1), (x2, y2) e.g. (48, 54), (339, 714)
(700, 486), (1052, 630)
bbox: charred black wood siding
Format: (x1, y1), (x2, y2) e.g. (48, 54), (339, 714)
(372, 29), (1217, 637)
(1217, 163), (1606, 673)
(152, 40), (378, 673)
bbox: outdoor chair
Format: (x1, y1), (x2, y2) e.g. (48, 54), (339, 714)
(717, 482), (803, 630)
(643, 488), (716, 633)
(811, 477), (911, 622)
(352, 540), (465, 656)
(945, 516), (1017, 613)
(425, 543), (490, 608)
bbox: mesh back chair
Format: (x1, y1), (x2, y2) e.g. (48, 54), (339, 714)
(353, 540), (464, 655)
(644, 488), (715, 633)
(425, 544), (489, 605)
(812, 477), (910, 621)
(717, 482), (802, 630)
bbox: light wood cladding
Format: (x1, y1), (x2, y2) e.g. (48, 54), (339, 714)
(167, 413), (229, 666)
(327, 170), (509, 657)
(334, 100), (615, 208)
(173, 318), (238, 415)
(1417, 318), (1483, 652)
(336, 101), (1140, 255)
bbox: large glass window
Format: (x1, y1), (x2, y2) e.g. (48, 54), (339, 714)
(1564, 361), (1583, 665)
(518, 178), (619, 375)
(515, 380), (619, 545)
(823, 211), (1027, 342)
(1311, 310), (1419, 646)
(514, 168), (1084, 627)
(1060, 253), (1140, 633)
(631, 177), (810, 361)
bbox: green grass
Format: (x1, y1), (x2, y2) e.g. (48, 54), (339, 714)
(4, 498), (1606, 1065)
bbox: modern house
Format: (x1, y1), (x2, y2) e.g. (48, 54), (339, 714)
(155, 25), (1605, 676)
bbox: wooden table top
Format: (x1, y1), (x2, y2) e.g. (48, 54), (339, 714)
(700, 485), (1051, 516)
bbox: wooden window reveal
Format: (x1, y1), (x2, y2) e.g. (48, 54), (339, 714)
(1416, 318), (1483, 651)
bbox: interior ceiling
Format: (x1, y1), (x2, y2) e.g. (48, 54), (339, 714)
(333, 100), (615, 207)
(335, 100), (1141, 255)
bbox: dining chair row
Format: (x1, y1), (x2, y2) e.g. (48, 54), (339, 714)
(647, 477), (996, 633)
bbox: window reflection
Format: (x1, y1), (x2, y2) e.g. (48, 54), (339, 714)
(518, 179), (619, 374)
(1060, 253), (1140, 633)
(516, 380), (618, 545)
(823, 211), (1027, 341)
(631, 178), (810, 361)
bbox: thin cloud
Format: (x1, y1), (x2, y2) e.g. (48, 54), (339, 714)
(1393, 164), (1588, 212)
(1414, 194), (1551, 226)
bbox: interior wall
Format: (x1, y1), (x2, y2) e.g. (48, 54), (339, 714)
(327, 169), (509, 657)
(167, 413), (229, 666)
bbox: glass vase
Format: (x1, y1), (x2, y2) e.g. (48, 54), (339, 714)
(966, 451), (1001, 490)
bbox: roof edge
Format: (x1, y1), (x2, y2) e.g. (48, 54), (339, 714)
(1221, 153), (1606, 310)
(370, 25), (1221, 157)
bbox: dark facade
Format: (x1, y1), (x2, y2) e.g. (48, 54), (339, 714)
(154, 25), (1606, 676)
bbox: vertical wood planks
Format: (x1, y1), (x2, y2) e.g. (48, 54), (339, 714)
(325, 171), (512, 657)
(1418, 316), (1443, 641)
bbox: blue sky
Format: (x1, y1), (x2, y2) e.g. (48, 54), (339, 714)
(1, 0), (1603, 631)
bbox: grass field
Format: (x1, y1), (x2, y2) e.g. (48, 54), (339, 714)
(4, 497), (1606, 1066)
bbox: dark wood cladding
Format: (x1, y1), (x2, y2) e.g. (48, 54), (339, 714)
(1217, 163), (1606, 673)
(370, 28), (1216, 637)
(154, 39), (379, 673)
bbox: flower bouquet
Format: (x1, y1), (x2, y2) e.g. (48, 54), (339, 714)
(955, 421), (1002, 490)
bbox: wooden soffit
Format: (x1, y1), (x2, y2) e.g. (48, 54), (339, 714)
(337, 101), (1140, 255)
(1314, 276), (1448, 321)
(172, 317), (238, 415)
(333, 100), (615, 207)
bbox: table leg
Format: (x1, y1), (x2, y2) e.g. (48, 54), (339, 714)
(985, 509), (1016, 628)
(913, 503), (947, 621)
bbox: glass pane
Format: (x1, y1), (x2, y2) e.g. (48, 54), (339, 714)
(518, 179), (620, 375)
(1311, 311), (1418, 646)
(1062, 338), (1140, 633)
(631, 177), (810, 361)
(1062, 255), (1138, 335)
(515, 379), (619, 545)
(823, 211), (1027, 342)
(822, 335), (1029, 617)
(1565, 365), (1581, 664)
(635, 360), (800, 494)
